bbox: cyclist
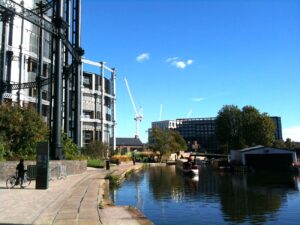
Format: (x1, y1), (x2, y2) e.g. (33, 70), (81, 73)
(16, 159), (26, 188)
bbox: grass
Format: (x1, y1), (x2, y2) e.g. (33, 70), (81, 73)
(87, 159), (105, 168)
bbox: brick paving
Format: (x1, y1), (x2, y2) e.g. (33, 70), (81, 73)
(0, 163), (152, 225)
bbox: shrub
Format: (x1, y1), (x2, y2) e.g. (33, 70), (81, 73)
(62, 133), (80, 159)
(87, 159), (105, 168)
(0, 105), (48, 160)
(81, 140), (110, 159)
(110, 155), (131, 164)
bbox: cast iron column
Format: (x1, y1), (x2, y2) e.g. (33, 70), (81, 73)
(36, 1), (44, 115)
(74, 0), (82, 147)
(0, 13), (9, 103)
(52, 0), (64, 159)
(64, 0), (71, 136)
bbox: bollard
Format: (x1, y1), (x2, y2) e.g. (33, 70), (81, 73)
(106, 160), (110, 170)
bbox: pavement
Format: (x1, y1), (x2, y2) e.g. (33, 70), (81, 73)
(0, 163), (153, 225)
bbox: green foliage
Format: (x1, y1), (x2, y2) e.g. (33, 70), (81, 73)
(108, 174), (121, 188)
(148, 127), (187, 161)
(87, 159), (105, 168)
(0, 138), (6, 161)
(168, 130), (187, 152)
(216, 105), (276, 151)
(81, 140), (110, 159)
(62, 133), (79, 159)
(273, 138), (300, 150)
(0, 105), (48, 159)
(272, 140), (287, 149)
(216, 105), (244, 150)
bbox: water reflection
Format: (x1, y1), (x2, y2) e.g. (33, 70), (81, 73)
(112, 165), (300, 225)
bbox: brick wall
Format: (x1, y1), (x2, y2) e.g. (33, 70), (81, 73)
(0, 160), (87, 181)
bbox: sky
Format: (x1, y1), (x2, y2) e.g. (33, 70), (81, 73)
(81, 0), (300, 143)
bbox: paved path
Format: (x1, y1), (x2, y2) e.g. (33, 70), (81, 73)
(0, 163), (152, 225)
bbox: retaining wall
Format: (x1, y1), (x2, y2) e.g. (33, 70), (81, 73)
(0, 160), (87, 181)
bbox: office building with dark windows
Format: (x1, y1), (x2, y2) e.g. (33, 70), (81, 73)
(271, 116), (283, 140)
(176, 118), (218, 152)
(151, 116), (283, 153)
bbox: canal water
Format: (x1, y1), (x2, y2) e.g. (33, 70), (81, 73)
(110, 165), (300, 225)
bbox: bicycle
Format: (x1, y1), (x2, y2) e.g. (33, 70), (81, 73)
(6, 170), (31, 189)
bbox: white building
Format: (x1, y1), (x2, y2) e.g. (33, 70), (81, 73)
(0, 0), (116, 148)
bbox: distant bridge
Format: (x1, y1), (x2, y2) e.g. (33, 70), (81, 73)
(190, 152), (228, 159)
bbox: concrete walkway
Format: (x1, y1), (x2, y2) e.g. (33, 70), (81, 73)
(0, 163), (153, 225)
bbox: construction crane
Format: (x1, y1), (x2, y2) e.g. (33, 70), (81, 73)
(124, 78), (143, 139)
(159, 104), (163, 121)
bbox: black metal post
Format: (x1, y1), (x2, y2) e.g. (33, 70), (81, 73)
(37, 1), (44, 115)
(0, 14), (8, 103)
(17, 1), (25, 105)
(64, 0), (71, 136)
(74, 0), (82, 147)
(52, 0), (64, 159)
(6, 14), (14, 88)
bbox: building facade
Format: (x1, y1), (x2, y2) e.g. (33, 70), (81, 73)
(81, 69), (116, 148)
(0, 0), (116, 149)
(176, 118), (217, 152)
(151, 116), (283, 153)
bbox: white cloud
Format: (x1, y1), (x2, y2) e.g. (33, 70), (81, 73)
(283, 126), (300, 142)
(187, 59), (193, 65)
(136, 53), (150, 62)
(166, 57), (178, 63)
(166, 56), (194, 69)
(192, 97), (205, 102)
(174, 61), (186, 69)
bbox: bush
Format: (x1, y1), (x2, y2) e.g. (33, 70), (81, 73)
(62, 133), (80, 159)
(0, 105), (48, 160)
(87, 159), (105, 168)
(134, 151), (157, 162)
(81, 140), (110, 159)
(110, 155), (131, 164)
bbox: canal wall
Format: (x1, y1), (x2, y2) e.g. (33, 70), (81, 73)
(0, 160), (87, 181)
(100, 162), (154, 225)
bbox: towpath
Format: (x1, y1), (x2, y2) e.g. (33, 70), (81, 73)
(0, 163), (152, 225)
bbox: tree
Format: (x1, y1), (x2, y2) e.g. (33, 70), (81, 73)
(0, 105), (48, 159)
(242, 106), (261, 146)
(216, 105), (244, 150)
(168, 130), (187, 152)
(272, 140), (287, 149)
(216, 105), (276, 151)
(256, 113), (275, 146)
(148, 127), (187, 161)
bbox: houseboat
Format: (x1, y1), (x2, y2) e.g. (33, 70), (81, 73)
(176, 158), (199, 176)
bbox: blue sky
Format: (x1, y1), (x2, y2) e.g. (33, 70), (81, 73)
(81, 0), (300, 143)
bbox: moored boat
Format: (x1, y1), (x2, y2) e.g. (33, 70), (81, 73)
(176, 158), (199, 176)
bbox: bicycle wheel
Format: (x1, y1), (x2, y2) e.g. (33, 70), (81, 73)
(22, 176), (31, 188)
(6, 176), (16, 189)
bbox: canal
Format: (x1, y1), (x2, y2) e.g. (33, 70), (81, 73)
(110, 165), (300, 225)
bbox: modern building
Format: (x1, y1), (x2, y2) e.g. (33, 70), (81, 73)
(0, 0), (116, 149)
(151, 116), (283, 153)
(176, 118), (217, 152)
(81, 67), (116, 148)
(152, 120), (177, 130)
(271, 116), (283, 140)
